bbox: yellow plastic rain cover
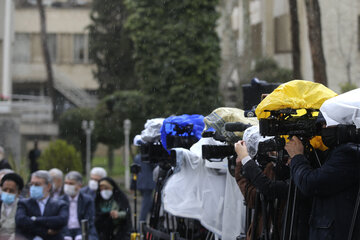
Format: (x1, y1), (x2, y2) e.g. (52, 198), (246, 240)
(255, 80), (338, 119)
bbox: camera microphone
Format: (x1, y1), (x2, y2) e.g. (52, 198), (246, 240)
(224, 122), (252, 132)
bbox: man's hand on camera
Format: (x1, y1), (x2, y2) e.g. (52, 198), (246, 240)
(285, 136), (304, 158)
(235, 140), (249, 162)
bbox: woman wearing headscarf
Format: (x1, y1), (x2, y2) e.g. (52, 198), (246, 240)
(94, 177), (132, 240)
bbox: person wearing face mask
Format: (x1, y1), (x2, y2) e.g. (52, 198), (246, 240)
(15, 170), (69, 240)
(60, 171), (98, 240)
(49, 168), (64, 200)
(0, 173), (24, 239)
(95, 177), (132, 240)
(80, 167), (107, 199)
(285, 110), (360, 240)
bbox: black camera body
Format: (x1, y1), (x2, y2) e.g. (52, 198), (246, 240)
(257, 137), (289, 169)
(322, 124), (360, 146)
(258, 137), (286, 155)
(166, 135), (199, 150)
(202, 144), (236, 160)
(259, 109), (320, 139)
(140, 142), (170, 164)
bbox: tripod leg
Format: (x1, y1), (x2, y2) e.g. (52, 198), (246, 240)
(288, 187), (298, 240)
(251, 192), (261, 240)
(348, 183), (360, 240)
(281, 180), (294, 240)
(260, 194), (269, 240)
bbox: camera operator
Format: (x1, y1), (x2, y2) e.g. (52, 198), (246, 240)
(234, 126), (311, 240)
(285, 112), (359, 240)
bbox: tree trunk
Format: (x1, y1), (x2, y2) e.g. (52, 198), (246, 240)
(36, 0), (57, 121)
(218, 0), (241, 107)
(289, 0), (302, 79)
(305, 0), (327, 86)
(107, 145), (114, 174)
(241, 0), (252, 78)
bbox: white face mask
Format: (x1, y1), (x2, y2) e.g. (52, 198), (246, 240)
(88, 180), (98, 191)
(64, 184), (77, 197)
(100, 190), (113, 200)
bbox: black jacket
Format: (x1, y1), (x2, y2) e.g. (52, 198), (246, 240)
(15, 197), (69, 240)
(291, 143), (360, 240)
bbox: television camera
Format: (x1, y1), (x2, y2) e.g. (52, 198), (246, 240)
(140, 123), (200, 167)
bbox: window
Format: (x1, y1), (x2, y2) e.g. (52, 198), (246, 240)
(47, 34), (57, 62)
(30, 33), (57, 63)
(274, 14), (292, 53)
(13, 33), (31, 63)
(58, 34), (73, 63)
(73, 34), (86, 63)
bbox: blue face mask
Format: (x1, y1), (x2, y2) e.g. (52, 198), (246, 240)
(1, 192), (16, 205)
(30, 185), (44, 200)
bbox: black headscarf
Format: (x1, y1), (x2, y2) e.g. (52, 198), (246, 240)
(95, 177), (132, 240)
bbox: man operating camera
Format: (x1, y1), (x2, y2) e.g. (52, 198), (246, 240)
(285, 109), (359, 240)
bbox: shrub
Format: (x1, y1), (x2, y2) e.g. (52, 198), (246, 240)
(59, 108), (97, 174)
(37, 140), (82, 173)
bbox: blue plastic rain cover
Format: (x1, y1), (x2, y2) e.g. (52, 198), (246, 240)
(160, 114), (205, 151)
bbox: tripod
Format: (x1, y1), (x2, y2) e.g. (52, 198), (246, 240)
(130, 163), (141, 240)
(149, 162), (172, 230)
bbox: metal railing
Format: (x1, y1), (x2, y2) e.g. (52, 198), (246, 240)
(53, 70), (98, 108)
(11, 94), (53, 122)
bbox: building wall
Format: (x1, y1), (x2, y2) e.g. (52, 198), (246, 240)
(320, 0), (360, 93)
(13, 7), (98, 90)
(232, 0), (360, 93)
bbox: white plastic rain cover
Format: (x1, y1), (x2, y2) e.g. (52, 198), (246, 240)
(320, 88), (360, 128)
(140, 118), (165, 142)
(162, 138), (246, 239)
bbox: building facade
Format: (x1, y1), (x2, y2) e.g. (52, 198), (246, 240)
(219, 0), (360, 107)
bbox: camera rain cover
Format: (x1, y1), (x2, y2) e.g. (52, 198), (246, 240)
(140, 118), (165, 143)
(320, 88), (360, 128)
(203, 107), (258, 143)
(255, 80), (337, 119)
(160, 114), (205, 151)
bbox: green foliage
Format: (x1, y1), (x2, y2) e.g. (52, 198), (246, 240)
(59, 108), (97, 173)
(125, 0), (222, 117)
(247, 57), (293, 83)
(95, 90), (147, 147)
(88, 0), (137, 97)
(340, 82), (358, 93)
(38, 140), (82, 173)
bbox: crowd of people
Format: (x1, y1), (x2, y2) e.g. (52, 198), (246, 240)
(0, 81), (358, 240)
(0, 165), (132, 240)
